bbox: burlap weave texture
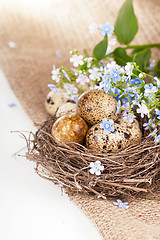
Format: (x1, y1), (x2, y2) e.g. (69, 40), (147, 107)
(0, 0), (160, 239)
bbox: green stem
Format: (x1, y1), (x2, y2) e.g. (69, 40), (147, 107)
(103, 52), (113, 59)
(124, 43), (160, 50)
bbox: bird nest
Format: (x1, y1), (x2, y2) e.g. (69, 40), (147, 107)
(26, 116), (160, 200)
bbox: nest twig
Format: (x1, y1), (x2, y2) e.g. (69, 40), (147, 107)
(26, 116), (160, 200)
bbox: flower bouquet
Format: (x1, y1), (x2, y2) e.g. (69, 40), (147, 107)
(28, 0), (160, 199)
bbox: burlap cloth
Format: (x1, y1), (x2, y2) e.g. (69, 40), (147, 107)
(0, 0), (160, 239)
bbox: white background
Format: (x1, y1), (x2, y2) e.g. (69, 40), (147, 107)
(0, 69), (102, 240)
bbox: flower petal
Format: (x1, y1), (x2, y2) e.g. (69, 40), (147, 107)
(109, 119), (114, 125)
(95, 170), (101, 175)
(89, 169), (95, 174)
(89, 162), (94, 167)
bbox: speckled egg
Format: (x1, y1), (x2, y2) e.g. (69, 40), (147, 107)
(117, 116), (142, 143)
(51, 114), (88, 144)
(76, 90), (120, 125)
(45, 89), (68, 116)
(86, 120), (142, 153)
(56, 102), (76, 118)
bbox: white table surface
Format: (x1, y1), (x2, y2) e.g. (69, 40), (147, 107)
(0, 69), (102, 240)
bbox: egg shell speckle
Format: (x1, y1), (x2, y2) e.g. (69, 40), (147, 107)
(45, 89), (68, 116)
(76, 89), (120, 125)
(86, 120), (142, 153)
(51, 114), (88, 144)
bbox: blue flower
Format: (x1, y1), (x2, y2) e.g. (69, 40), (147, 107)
(104, 81), (111, 93)
(89, 161), (104, 175)
(101, 74), (111, 93)
(122, 97), (129, 104)
(99, 22), (114, 37)
(113, 199), (129, 209)
(115, 100), (121, 115)
(154, 135), (160, 144)
(146, 129), (158, 138)
(146, 59), (155, 70)
(100, 61), (105, 69)
(155, 109), (160, 120)
(110, 68), (121, 83)
(103, 77), (111, 93)
(48, 84), (59, 94)
(62, 69), (71, 82)
(100, 118), (114, 134)
(109, 87), (120, 101)
(130, 78), (142, 85)
(123, 111), (136, 124)
(144, 84), (158, 99)
(143, 119), (156, 130)
(8, 103), (16, 108)
(154, 77), (160, 88)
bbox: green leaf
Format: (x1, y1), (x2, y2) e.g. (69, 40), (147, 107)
(131, 48), (151, 71)
(93, 36), (108, 60)
(114, 0), (138, 45)
(155, 60), (160, 77)
(113, 47), (133, 66)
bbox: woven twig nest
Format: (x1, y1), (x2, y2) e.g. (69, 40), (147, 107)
(27, 115), (160, 200)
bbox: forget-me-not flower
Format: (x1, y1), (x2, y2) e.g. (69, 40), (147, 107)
(76, 74), (89, 85)
(113, 199), (129, 209)
(101, 75), (111, 93)
(88, 68), (102, 81)
(144, 84), (158, 99)
(125, 62), (133, 76)
(99, 22), (114, 37)
(130, 78), (142, 86)
(100, 118), (115, 134)
(109, 87), (120, 101)
(110, 68), (121, 83)
(143, 119), (156, 130)
(106, 38), (117, 54)
(146, 59), (155, 70)
(84, 57), (93, 68)
(8, 41), (17, 48)
(62, 69), (71, 82)
(115, 100), (121, 115)
(154, 77), (160, 88)
(52, 65), (61, 83)
(63, 83), (78, 95)
(48, 84), (59, 94)
(154, 135), (160, 144)
(146, 129), (158, 138)
(70, 54), (84, 67)
(137, 102), (150, 118)
(89, 160), (104, 175)
(89, 22), (98, 34)
(123, 111), (136, 124)
(155, 109), (160, 120)
(106, 61), (117, 71)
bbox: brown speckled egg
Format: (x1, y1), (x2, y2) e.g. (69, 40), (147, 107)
(76, 89), (120, 125)
(45, 89), (68, 116)
(56, 102), (76, 118)
(117, 116), (142, 143)
(51, 114), (88, 144)
(86, 120), (142, 153)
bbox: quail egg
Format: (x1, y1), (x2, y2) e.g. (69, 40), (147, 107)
(86, 120), (142, 153)
(117, 115), (142, 143)
(76, 89), (120, 125)
(51, 114), (88, 144)
(56, 102), (76, 118)
(45, 89), (68, 116)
